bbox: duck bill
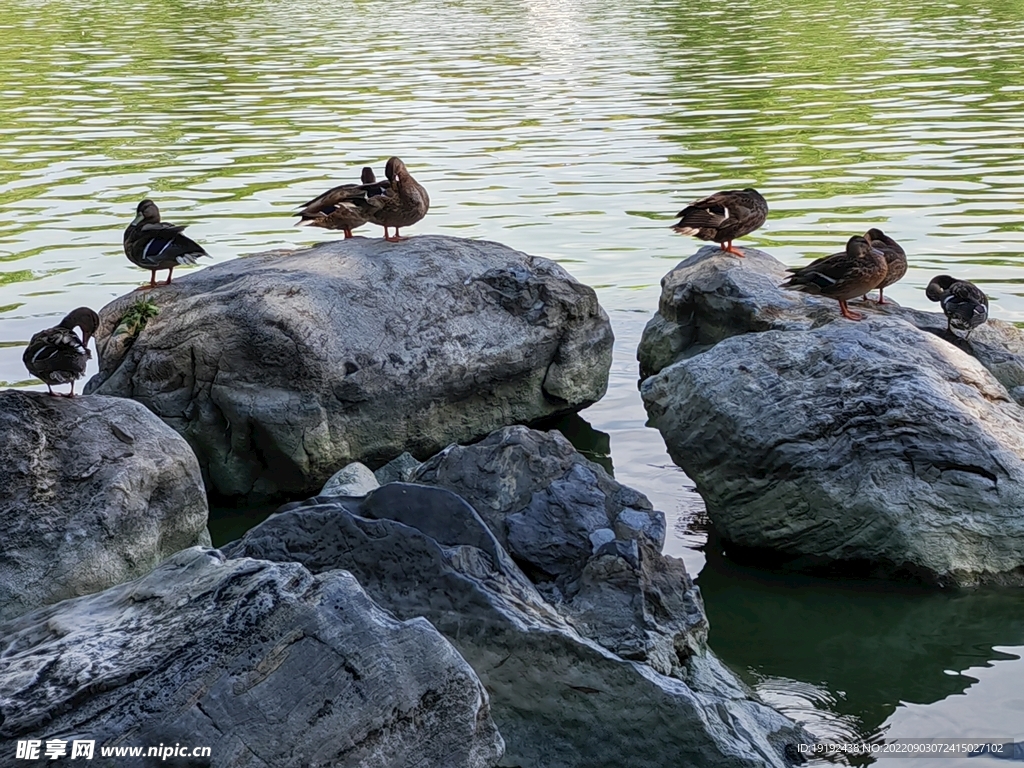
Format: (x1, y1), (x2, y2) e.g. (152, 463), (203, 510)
(130, 213), (144, 226)
(870, 247), (884, 257)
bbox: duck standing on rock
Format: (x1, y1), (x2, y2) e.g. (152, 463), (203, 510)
(294, 167), (385, 238)
(781, 235), (887, 321)
(124, 199), (209, 289)
(670, 188), (768, 257)
(23, 307), (99, 397)
(862, 228), (907, 304)
(926, 275), (989, 339)
(358, 157), (430, 242)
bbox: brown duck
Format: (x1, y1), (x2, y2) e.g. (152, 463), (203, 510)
(23, 307), (99, 397)
(781, 236), (887, 321)
(671, 188), (768, 257)
(358, 157), (430, 241)
(294, 167), (386, 238)
(862, 228), (907, 304)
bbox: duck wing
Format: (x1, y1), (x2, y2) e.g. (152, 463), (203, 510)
(126, 222), (207, 269)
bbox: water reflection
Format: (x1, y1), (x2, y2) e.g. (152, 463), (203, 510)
(698, 550), (1024, 757)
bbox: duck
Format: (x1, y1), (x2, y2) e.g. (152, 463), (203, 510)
(780, 236), (888, 321)
(862, 228), (907, 304)
(294, 167), (386, 238)
(670, 188), (768, 257)
(124, 199), (209, 289)
(357, 157), (430, 241)
(926, 275), (988, 339)
(23, 307), (99, 397)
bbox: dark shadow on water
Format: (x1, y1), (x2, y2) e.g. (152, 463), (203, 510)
(697, 547), (1024, 747)
(540, 411), (613, 476)
(207, 503), (279, 548)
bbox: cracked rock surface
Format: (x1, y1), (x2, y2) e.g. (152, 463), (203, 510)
(224, 481), (809, 768)
(639, 246), (1024, 586)
(0, 390), (210, 623)
(0, 548), (504, 768)
(85, 235), (613, 504)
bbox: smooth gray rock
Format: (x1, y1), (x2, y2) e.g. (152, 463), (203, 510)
(85, 236), (613, 503)
(0, 390), (210, 623)
(374, 451), (422, 485)
(321, 462), (379, 497)
(0, 548), (503, 768)
(409, 427), (691, 669)
(223, 484), (809, 768)
(639, 246), (1024, 586)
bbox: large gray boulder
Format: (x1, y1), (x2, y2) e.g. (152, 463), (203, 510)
(410, 426), (702, 674)
(0, 547), (504, 768)
(224, 483), (809, 768)
(85, 235), (613, 504)
(0, 390), (210, 623)
(639, 246), (1024, 586)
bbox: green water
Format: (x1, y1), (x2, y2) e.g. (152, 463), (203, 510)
(3, 0), (1024, 761)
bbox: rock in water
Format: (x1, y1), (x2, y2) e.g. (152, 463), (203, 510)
(0, 390), (210, 623)
(85, 235), (613, 504)
(0, 548), (504, 768)
(224, 483), (808, 768)
(639, 246), (1024, 586)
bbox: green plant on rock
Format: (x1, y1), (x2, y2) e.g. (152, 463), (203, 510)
(113, 298), (160, 343)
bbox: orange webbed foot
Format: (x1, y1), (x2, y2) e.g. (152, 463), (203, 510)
(839, 300), (865, 321)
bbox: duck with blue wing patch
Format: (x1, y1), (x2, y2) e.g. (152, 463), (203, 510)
(124, 199), (209, 290)
(23, 307), (99, 397)
(926, 275), (989, 340)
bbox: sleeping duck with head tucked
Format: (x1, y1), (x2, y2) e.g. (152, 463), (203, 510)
(671, 188), (768, 257)
(294, 166), (385, 238)
(781, 235), (887, 321)
(926, 275), (989, 339)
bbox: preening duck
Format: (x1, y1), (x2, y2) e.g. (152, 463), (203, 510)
(926, 275), (988, 339)
(357, 157), (430, 242)
(781, 236), (887, 321)
(124, 199), (208, 289)
(670, 188), (768, 257)
(23, 307), (99, 397)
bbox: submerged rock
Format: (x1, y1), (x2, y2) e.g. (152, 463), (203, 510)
(639, 246), (1024, 586)
(0, 548), (504, 768)
(85, 235), (613, 504)
(224, 483), (808, 768)
(0, 390), (210, 623)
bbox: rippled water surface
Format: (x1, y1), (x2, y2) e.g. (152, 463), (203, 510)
(4, 0), (1024, 759)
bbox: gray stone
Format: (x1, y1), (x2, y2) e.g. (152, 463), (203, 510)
(85, 235), (613, 503)
(0, 390), (210, 624)
(223, 484), (809, 768)
(374, 451), (422, 485)
(0, 548), (503, 768)
(321, 462), (379, 497)
(639, 246), (1024, 586)
(588, 527), (616, 552)
(615, 507), (666, 545)
(411, 426), (702, 673)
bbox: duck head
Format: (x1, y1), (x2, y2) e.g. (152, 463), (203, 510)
(132, 199), (161, 226)
(360, 167), (376, 184)
(59, 307), (100, 348)
(846, 235), (884, 259)
(926, 275), (957, 302)
(384, 157), (407, 182)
